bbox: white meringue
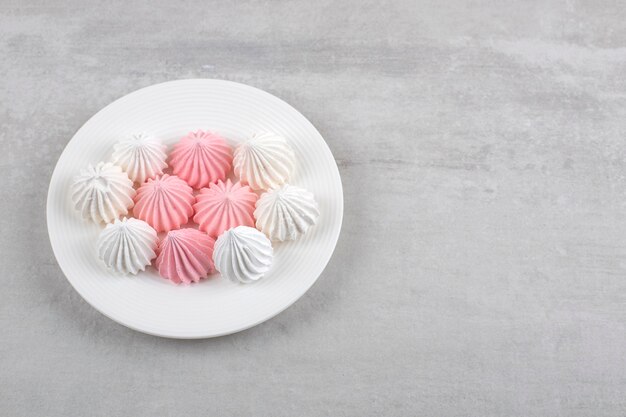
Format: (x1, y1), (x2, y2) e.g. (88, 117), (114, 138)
(71, 162), (135, 223)
(97, 218), (158, 274)
(233, 132), (295, 191)
(111, 132), (167, 183)
(213, 226), (273, 284)
(254, 184), (320, 241)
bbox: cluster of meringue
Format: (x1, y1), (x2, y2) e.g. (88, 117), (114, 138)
(71, 130), (319, 285)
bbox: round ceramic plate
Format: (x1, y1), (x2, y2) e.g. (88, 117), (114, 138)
(47, 79), (343, 338)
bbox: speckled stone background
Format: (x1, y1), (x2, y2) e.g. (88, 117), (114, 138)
(2, 1), (626, 416)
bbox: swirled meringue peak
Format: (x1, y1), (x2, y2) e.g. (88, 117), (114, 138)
(97, 217), (158, 275)
(193, 179), (258, 238)
(169, 130), (232, 188)
(71, 162), (135, 223)
(233, 132), (295, 191)
(155, 228), (215, 284)
(111, 132), (167, 183)
(133, 174), (194, 232)
(213, 226), (273, 284)
(254, 184), (320, 241)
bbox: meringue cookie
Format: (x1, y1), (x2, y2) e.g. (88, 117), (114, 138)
(111, 132), (167, 183)
(254, 184), (320, 241)
(155, 228), (215, 284)
(169, 130), (232, 188)
(97, 217), (158, 275)
(133, 174), (195, 232)
(233, 132), (295, 191)
(213, 226), (273, 284)
(71, 162), (135, 223)
(193, 179), (258, 238)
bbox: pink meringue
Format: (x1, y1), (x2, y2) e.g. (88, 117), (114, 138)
(193, 179), (258, 238)
(169, 130), (232, 189)
(133, 174), (195, 232)
(155, 228), (215, 284)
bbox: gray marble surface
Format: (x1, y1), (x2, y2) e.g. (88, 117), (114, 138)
(2, 1), (626, 416)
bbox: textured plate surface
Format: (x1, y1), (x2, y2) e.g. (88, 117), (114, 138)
(47, 79), (343, 338)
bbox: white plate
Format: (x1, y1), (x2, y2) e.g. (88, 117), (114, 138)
(47, 79), (343, 338)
